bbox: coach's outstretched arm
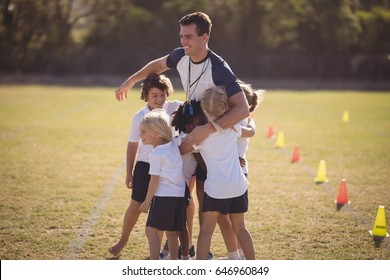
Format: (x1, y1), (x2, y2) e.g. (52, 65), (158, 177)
(115, 56), (170, 101)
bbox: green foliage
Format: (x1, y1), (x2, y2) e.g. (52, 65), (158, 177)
(0, 0), (389, 75)
(356, 6), (390, 53)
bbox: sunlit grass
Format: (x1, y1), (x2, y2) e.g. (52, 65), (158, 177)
(0, 86), (389, 260)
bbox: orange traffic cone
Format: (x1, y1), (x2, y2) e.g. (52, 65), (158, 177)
(267, 125), (275, 139)
(291, 145), (301, 163)
(335, 179), (350, 210)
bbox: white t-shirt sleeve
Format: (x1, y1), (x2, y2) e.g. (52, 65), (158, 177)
(128, 110), (143, 142)
(234, 123), (242, 137)
(148, 152), (161, 176)
(173, 135), (183, 147)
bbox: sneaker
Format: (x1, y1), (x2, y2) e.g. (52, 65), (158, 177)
(189, 245), (195, 258)
(159, 249), (169, 260)
(207, 251), (213, 260)
(160, 253), (170, 260)
(178, 244), (183, 259)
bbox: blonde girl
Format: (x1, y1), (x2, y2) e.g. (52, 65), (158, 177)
(139, 109), (187, 260)
(180, 86), (256, 260)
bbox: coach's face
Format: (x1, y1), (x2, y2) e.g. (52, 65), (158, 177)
(180, 23), (208, 62)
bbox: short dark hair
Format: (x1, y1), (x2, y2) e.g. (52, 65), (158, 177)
(179, 12), (212, 36)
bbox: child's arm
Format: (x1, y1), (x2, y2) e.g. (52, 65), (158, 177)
(179, 141), (194, 155)
(240, 117), (256, 138)
(126, 142), (139, 189)
(193, 153), (207, 172)
(139, 175), (159, 213)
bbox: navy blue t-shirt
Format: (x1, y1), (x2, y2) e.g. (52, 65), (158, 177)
(166, 48), (242, 101)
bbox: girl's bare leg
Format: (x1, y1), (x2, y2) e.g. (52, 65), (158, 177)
(229, 213), (255, 260)
(187, 176), (196, 249)
(217, 214), (238, 256)
(196, 211), (219, 260)
(166, 231), (179, 260)
(145, 227), (163, 260)
(196, 179), (205, 225)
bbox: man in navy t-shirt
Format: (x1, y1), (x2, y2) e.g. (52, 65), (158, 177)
(115, 11), (249, 145)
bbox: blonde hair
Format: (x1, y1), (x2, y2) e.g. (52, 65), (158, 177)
(239, 80), (264, 113)
(200, 86), (229, 121)
(141, 109), (172, 143)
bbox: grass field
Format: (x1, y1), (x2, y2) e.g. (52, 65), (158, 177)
(0, 85), (389, 260)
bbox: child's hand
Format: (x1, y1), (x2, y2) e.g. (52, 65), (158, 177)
(126, 174), (133, 189)
(139, 201), (151, 213)
(239, 157), (246, 167)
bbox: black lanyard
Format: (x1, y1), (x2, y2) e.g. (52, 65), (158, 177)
(186, 58), (209, 101)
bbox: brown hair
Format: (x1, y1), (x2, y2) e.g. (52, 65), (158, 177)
(140, 73), (173, 101)
(179, 12), (212, 36)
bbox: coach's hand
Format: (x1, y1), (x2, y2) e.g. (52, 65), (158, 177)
(184, 122), (215, 145)
(115, 80), (135, 101)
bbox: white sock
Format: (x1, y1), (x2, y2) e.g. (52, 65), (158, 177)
(160, 248), (169, 257)
(238, 249), (245, 258)
(228, 250), (240, 260)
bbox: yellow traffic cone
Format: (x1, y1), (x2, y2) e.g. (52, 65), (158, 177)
(342, 110), (349, 123)
(314, 160), (329, 183)
(369, 206), (389, 238)
(275, 131), (284, 148)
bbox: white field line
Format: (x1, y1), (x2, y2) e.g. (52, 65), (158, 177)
(61, 160), (125, 260)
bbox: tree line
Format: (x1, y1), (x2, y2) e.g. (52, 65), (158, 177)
(1, 0), (389, 81)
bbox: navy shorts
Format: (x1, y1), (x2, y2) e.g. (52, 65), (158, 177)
(131, 161), (150, 203)
(195, 164), (207, 182)
(202, 190), (248, 215)
(146, 196), (187, 231)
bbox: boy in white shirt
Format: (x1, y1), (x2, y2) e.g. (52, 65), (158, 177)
(109, 74), (182, 257)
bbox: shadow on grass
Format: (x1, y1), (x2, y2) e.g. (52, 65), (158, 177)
(107, 255), (150, 260)
(336, 203), (349, 211)
(372, 236), (386, 248)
